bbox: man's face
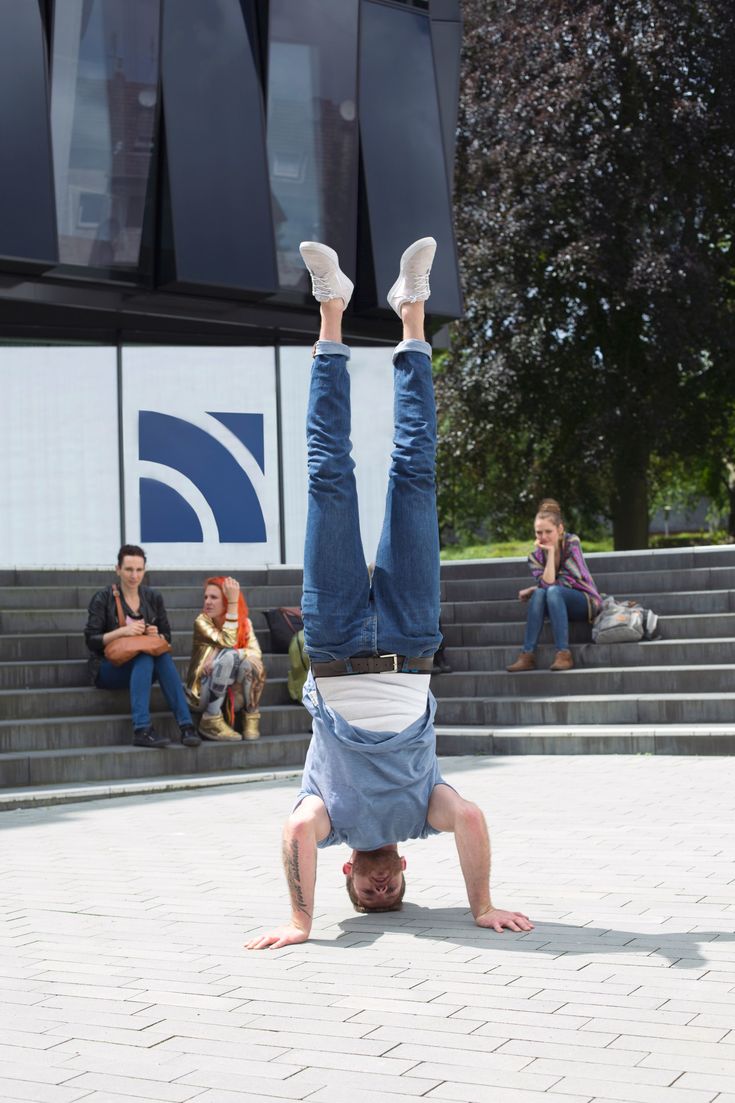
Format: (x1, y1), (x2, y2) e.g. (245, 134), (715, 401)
(343, 847), (406, 910)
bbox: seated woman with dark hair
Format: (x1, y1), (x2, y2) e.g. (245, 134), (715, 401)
(507, 498), (603, 672)
(185, 575), (266, 741)
(84, 544), (200, 748)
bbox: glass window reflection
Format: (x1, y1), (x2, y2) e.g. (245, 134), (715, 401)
(50, 0), (160, 272)
(266, 0), (359, 293)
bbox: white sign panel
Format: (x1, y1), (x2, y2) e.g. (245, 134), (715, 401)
(121, 346), (280, 567)
(1, 346), (120, 567)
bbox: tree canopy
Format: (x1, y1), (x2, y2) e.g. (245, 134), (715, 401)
(439, 0), (735, 548)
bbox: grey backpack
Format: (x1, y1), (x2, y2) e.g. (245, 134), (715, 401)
(592, 596), (645, 644)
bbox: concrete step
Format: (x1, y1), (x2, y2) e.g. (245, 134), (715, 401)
(430, 664), (735, 700)
(0, 652), (292, 690)
(0, 731), (311, 788)
(0, 765), (304, 812)
(439, 544), (735, 579)
(440, 565), (735, 603)
(0, 627), (274, 662)
(436, 638), (735, 673)
(0, 605), (272, 635)
(442, 613), (735, 647)
(435, 693), (735, 726)
(443, 589), (735, 626)
(435, 724), (735, 756)
(0, 583), (303, 611)
(9, 566), (304, 587)
(0, 676), (297, 720)
(0, 701), (311, 754)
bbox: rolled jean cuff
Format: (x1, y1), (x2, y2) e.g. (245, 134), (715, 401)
(314, 339), (351, 360)
(393, 338), (432, 362)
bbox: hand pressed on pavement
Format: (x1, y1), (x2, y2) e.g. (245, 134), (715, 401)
(245, 925), (310, 951)
(475, 907), (534, 933)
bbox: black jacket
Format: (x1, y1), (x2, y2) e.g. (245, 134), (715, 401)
(84, 584), (173, 682)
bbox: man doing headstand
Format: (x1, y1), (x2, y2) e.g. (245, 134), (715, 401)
(247, 237), (533, 950)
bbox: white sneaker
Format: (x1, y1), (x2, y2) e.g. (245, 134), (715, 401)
(299, 241), (354, 308)
(387, 236), (437, 316)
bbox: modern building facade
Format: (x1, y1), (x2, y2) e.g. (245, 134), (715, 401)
(1, 0), (462, 568)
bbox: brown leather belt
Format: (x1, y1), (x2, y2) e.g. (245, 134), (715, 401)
(312, 654), (434, 677)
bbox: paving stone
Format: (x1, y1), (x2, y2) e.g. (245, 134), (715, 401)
(61, 1074), (202, 1102)
(0, 1079), (91, 1103)
(547, 1078), (716, 1103)
(422, 1083), (593, 1103)
(405, 1061), (561, 1090)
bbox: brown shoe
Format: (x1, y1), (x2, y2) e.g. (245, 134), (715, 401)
(549, 649), (574, 671)
(198, 712), (241, 741)
(506, 652), (536, 672)
(243, 711), (261, 741)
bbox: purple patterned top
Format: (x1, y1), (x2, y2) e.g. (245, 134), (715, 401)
(528, 534), (603, 621)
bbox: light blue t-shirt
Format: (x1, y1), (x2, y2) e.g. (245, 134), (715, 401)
(294, 670), (445, 851)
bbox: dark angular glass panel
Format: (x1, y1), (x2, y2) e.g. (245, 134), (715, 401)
(160, 0), (277, 295)
(0, 0), (58, 269)
(50, 0), (161, 273)
(429, 0), (460, 18)
(266, 0), (359, 293)
(359, 0), (462, 318)
(430, 18), (462, 184)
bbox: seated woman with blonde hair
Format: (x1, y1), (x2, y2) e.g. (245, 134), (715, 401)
(507, 498), (602, 672)
(185, 576), (266, 740)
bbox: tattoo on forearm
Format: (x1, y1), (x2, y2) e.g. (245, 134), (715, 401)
(283, 839), (312, 919)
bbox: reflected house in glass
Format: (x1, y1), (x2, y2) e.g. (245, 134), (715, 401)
(0, 0), (462, 342)
(50, 0), (161, 273)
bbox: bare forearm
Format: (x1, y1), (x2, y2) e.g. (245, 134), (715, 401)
(282, 823), (317, 934)
(542, 553), (557, 584)
(454, 806), (493, 918)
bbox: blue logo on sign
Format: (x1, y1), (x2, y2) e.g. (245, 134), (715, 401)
(138, 411), (266, 543)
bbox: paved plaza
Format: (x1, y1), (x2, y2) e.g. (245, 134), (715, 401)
(1, 754), (735, 1103)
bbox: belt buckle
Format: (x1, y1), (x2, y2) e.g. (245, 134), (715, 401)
(380, 652), (400, 673)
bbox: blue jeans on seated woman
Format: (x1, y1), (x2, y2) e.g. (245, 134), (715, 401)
(96, 652), (193, 730)
(522, 585), (589, 653)
(302, 339), (442, 664)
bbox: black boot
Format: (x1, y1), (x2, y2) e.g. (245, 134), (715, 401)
(180, 724), (202, 748)
(132, 726), (170, 748)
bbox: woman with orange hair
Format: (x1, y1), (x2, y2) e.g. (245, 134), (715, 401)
(185, 575), (266, 740)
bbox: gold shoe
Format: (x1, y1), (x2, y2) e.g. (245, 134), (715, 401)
(198, 712), (241, 742)
(243, 711), (261, 740)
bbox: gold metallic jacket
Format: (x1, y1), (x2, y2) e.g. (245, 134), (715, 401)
(185, 613), (263, 710)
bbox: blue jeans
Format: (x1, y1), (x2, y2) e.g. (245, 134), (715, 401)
(522, 585), (589, 652)
(96, 652), (193, 730)
(302, 338), (442, 665)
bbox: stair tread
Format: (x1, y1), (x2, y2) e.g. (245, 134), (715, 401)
(0, 732), (312, 762)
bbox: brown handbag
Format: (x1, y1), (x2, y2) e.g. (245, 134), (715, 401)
(103, 585), (172, 667)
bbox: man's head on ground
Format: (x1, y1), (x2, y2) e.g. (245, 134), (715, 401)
(343, 846), (407, 912)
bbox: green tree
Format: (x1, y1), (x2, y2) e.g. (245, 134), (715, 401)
(439, 0), (735, 548)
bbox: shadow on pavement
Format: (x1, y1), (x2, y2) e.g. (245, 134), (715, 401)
(330, 908), (735, 966)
